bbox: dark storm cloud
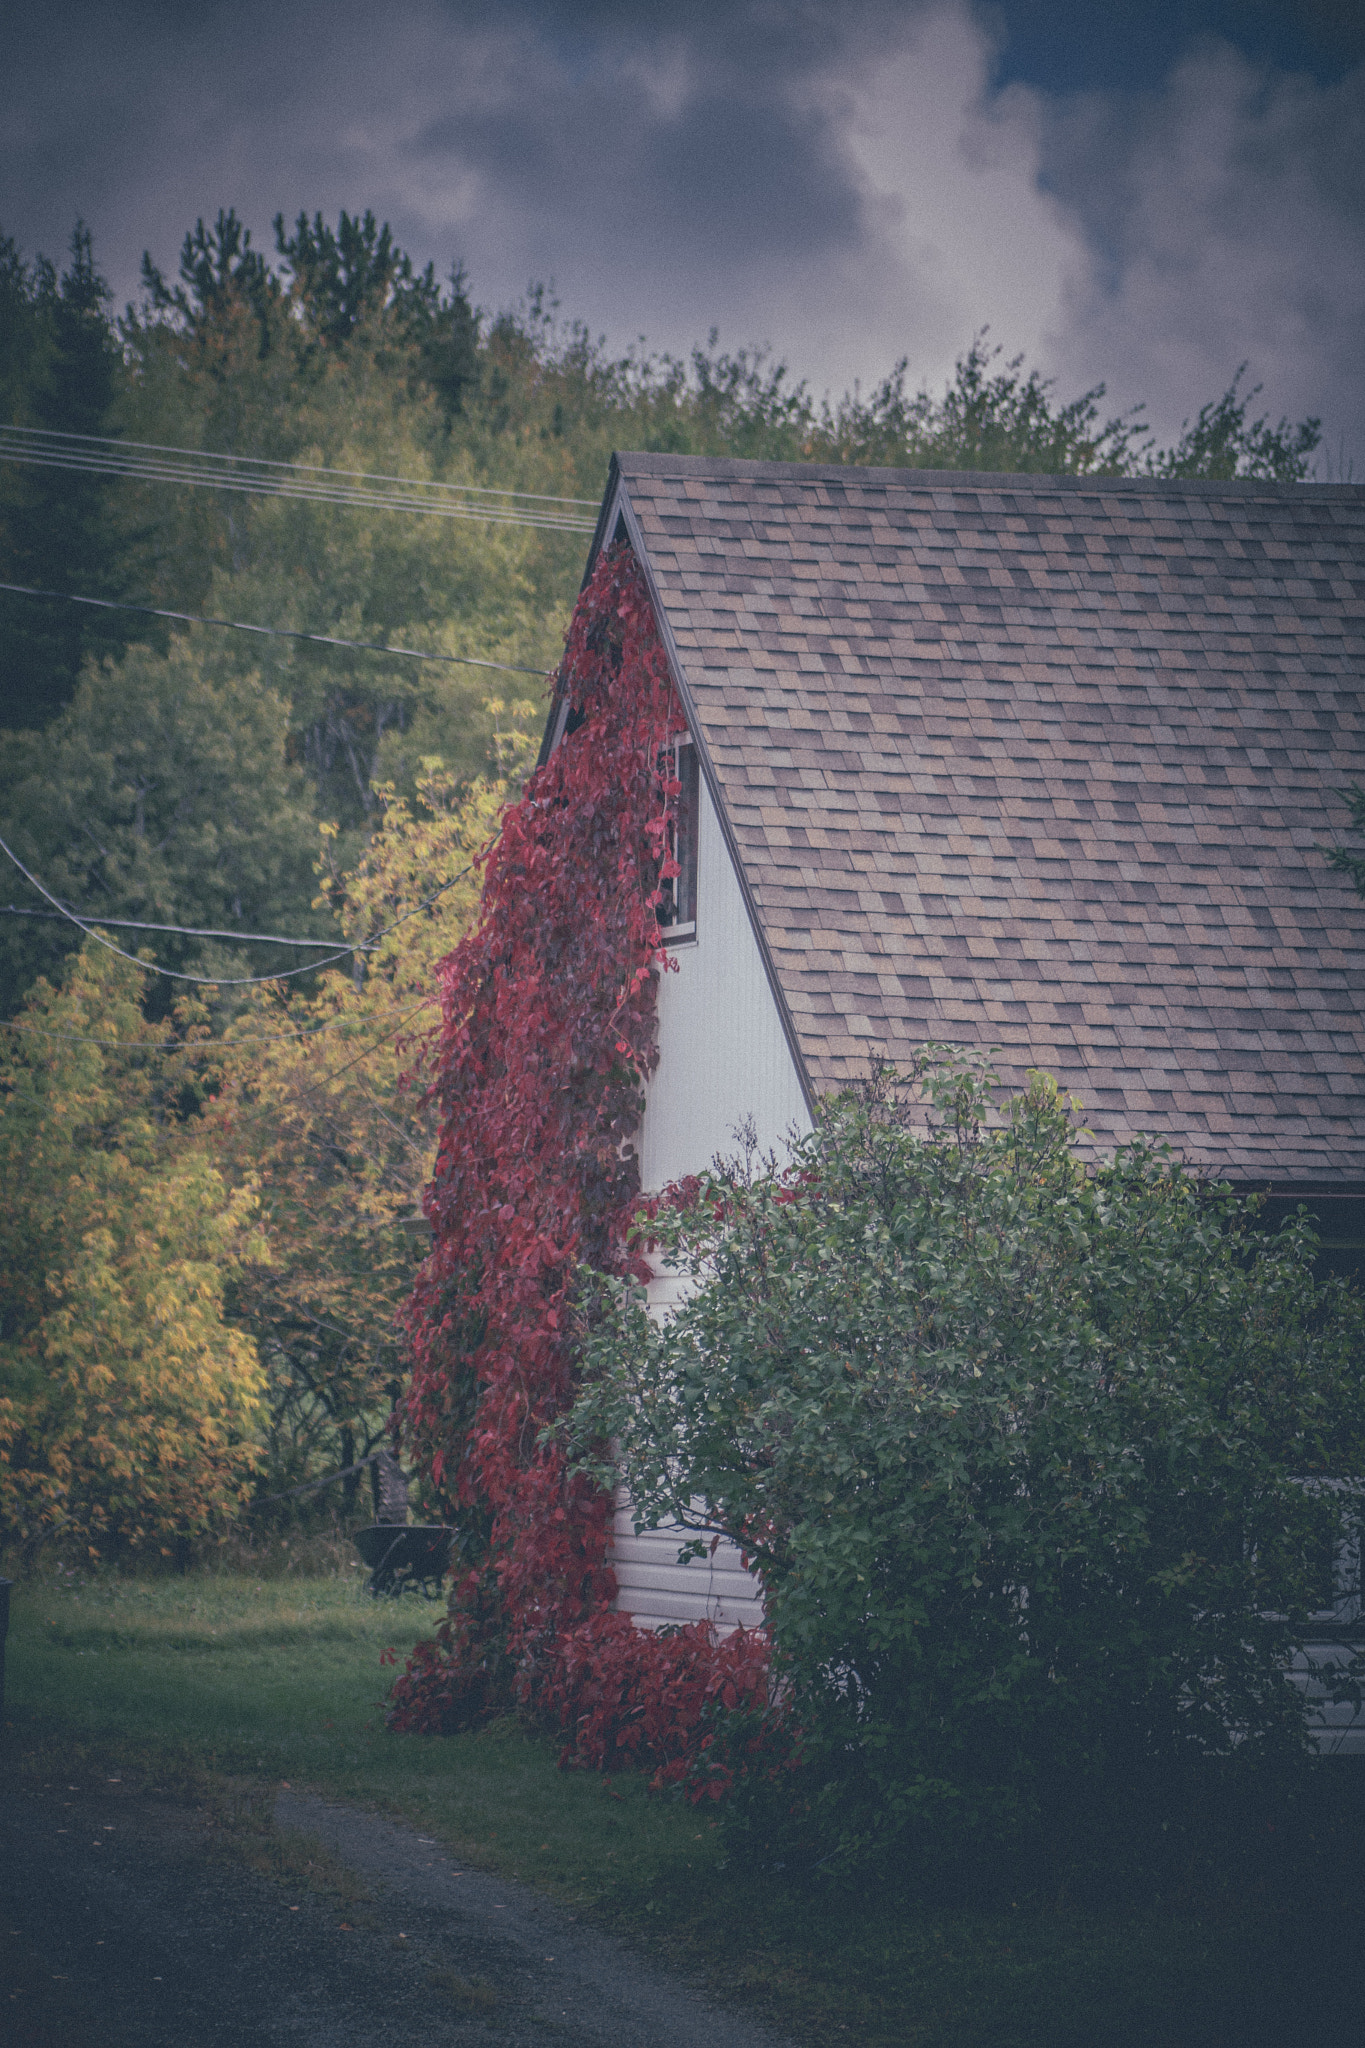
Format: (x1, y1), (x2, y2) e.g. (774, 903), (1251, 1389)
(1030, 38), (1365, 458)
(2, 1), (1362, 462)
(1, 0), (881, 299)
(404, 44), (863, 270)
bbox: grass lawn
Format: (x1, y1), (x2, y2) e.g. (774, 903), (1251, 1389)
(3, 1556), (1358, 2046)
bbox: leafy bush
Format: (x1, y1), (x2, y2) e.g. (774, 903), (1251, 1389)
(573, 1055), (1365, 1870)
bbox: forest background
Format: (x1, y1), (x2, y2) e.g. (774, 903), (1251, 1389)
(0, 205), (1327, 1558)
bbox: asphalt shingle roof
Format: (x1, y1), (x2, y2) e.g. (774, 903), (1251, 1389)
(604, 453), (1365, 1188)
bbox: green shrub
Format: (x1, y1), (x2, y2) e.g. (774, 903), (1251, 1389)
(573, 1055), (1365, 1871)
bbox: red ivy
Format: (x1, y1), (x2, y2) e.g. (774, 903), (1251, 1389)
(390, 543), (775, 1776)
(534, 1609), (773, 1796)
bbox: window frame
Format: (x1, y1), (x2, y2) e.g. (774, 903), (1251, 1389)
(657, 733), (699, 946)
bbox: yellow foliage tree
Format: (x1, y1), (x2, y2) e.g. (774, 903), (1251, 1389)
(0, 945), (265, 1559)
(211, 752), (518, 1504)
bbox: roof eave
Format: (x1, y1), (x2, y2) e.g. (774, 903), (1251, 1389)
(534, 458), (626, 771)
(610, 481), (818, 1123)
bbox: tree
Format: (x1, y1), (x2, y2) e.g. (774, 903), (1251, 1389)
(0, 632), (321, 1012)
(0, 944), (264, 1560)
(125, 216), (564, 841)
(574, 1056), (1365, 1867)
(823, 333), (1145, 474)
(0, 224), (138, 727)
(1147, 365), (1320, 481)
(820, 336), (1322, 479)
(211, 755), (517, 1502)
(1324, 784), (1365, 898)
(274, 208), (478, 417)
(139, 208), (280, 356)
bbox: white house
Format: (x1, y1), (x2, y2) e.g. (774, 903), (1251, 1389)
(543, 453), (1365, 1739)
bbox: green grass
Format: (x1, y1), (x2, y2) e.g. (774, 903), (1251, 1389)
(2, 1561), (733, 1921)
(4, 1561), (1358, 2046)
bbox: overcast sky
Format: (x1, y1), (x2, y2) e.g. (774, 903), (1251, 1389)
(5, 0), (1363, 465)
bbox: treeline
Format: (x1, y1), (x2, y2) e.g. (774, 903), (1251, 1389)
(0, 206), (1325, 1555)
(0, 206), (1323, 1004)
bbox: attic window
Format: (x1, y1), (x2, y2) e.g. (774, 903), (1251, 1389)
(657, 735), (699, 942)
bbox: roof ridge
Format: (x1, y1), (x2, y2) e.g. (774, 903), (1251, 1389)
(612, 449), (1365, 500)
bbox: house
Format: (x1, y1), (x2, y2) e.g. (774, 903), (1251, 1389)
(544, 453), (1365, 1704)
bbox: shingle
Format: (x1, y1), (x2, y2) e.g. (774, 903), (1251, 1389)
(610, 456), (1365, 1185)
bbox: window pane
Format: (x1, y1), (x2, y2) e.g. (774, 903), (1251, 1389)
(675, 742), (699, 927)
(658, 739), (699, 934)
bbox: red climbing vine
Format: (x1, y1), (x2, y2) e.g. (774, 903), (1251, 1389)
(389, 542), (771, 1772)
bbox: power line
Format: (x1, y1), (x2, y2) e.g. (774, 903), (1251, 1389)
(0, 832), (482, 988)
(0, 426), (599, 534)
(0, 830), (356, 986)
(1, 423), (599, 507)
(0, 447), (595, 533)
(0, 581), (550, 675)
(0, 903), (367, 951)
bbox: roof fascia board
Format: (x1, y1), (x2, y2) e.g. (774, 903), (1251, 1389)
(535, 461), (626, 771)
(581, 453), (623, 591)
(612, 483), (818, 1122)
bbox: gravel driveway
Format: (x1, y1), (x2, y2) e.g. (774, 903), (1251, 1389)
(1, 1770), (796, 2047)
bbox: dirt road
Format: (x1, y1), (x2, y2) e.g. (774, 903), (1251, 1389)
(1, 1771), (795, 2047)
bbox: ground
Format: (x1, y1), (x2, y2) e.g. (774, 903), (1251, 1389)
(1, 1767), (793, 2047)
(5, 1559), (1364, 2046)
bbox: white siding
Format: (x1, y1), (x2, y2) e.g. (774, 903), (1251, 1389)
(612, 782), (808, 1633)
(610, 1258), (767, 1634)
(611, 1500), (768, 1633)
(640, 775), (810, 1190)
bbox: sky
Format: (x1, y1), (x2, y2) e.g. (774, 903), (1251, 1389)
(4, 0), (1363, 465)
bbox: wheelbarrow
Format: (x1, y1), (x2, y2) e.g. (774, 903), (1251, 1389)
(352, 1523), (453, 1598)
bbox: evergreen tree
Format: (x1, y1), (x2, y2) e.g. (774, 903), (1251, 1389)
(273, 208), (478, 415)
(138, 208), (280, 360)
(0, 225), (136, 727)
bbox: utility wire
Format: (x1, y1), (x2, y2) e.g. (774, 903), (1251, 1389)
(0, 829), (354, 985)
(0, 832), (481, 988)
(1, 423), (598, 506)
(0, 903), (367, 951)
(1, 448), (594, 532)
(0, 427), (598, 534)
(0, 580), (550, 676)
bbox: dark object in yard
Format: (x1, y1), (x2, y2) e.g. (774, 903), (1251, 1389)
(0, 1577), (8, 1713)
(353, 1524), (452, 1598)
(373, 1448), (410, 1525)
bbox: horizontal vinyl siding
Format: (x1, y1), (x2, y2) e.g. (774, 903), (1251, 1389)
(611, 1513), (766, 1633)
(615, 777), (802, 1633)
(609, 1258), (765, 1635)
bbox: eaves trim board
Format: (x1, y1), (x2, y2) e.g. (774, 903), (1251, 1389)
(611, 482), (817, 1121)
(591, 450), (1363, 503)
(536, 459), (816, 1120)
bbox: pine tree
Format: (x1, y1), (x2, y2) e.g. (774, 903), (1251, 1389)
(0, 224), (136, 727)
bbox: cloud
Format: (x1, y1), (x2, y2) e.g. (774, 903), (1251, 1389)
(0, 1), (1360, 463)
(800, 4), (1080, 392)
(1031, 39), (1365, 459)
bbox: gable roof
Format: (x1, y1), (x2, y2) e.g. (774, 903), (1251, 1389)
(587, 452), (1365, 1189)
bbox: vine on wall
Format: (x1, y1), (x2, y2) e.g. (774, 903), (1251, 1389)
(389, 542), (770, 1769)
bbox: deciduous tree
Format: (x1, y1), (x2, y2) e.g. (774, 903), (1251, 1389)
(0, 945), (264, 1559)
(211, 755), (515, 1502)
